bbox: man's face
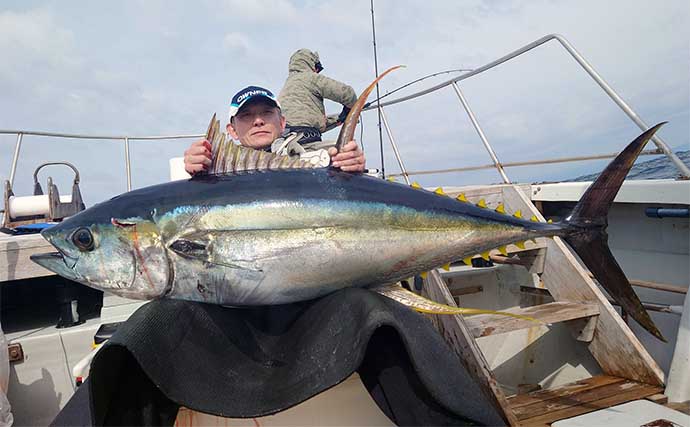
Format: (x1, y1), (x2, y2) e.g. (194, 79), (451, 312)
(227, 99), (286, 149)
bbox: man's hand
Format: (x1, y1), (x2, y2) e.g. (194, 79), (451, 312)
(184, 139), (212, 174)
(328, 140), (366, 172)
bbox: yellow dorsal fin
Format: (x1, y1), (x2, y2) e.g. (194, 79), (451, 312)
(495, 203), (505, 214)
(476, 199), (487, 208)
(442, 263), (451, 271)
(515, 241), (526, 250)
(434, 187), (446, 196)
(456, 193), (468, 202)
(419, 271), (428, 279)
(463, 257), (473, 265)
(530, 215), (539, 222)
(498, 246), (508, 256)
(513, 210), (522, 219)
(411, 182), (422, 189)
(481, 251), (490, 261)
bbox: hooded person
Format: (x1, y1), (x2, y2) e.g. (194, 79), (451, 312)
(278, 49), (357, 148)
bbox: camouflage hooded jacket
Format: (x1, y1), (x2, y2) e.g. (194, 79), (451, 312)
(278, 49), (357, 133)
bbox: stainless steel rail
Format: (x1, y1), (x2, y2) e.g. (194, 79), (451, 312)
(388, 148), (664, 178)
(0, 129), (203, 191)
(379, 107), (410, 185)
(451, 82), (511, 184)
(2, 34), (687, 191)
(365, 33), (689, 179)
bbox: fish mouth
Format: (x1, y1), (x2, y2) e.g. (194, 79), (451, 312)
(30, 252), (81, 281)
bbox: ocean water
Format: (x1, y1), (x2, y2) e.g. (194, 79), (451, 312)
(571, 150), (690, 182)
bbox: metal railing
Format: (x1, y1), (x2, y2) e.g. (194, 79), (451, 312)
(2, 33), (687, 196)
(364, 33), (690, 181)
(0, 130), (203, 191)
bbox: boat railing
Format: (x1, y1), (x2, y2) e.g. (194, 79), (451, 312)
(0, 130), (203, 193)
(1, 33), (688, 201)
(362, 33), (690, 183)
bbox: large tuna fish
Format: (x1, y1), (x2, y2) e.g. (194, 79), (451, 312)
(31, 68), (665, 341)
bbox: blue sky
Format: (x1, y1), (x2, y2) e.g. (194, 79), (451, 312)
(1, 0), (688, 206)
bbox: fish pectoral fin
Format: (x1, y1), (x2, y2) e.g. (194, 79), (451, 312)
(372, 283), (538, 322)
(169, 239), (207, 258)
(169, 238), (261, 271)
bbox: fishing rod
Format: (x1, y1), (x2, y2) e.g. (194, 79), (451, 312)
(358, 69), (471, 159)
(364, 68), (473, 109)
(370, 0), (385, 177)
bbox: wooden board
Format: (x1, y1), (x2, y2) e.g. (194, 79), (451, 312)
(465, 301), (599, 338)
(0, 233), (55, 282)
(508, 375), (662, 426)
(507, 375), (625, 409)
(500, 185), (664, 386)
(665, 400), (690, 415)
(423, 269), (519, 426)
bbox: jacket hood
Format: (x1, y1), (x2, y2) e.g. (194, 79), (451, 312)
(288, 49), (320, 73)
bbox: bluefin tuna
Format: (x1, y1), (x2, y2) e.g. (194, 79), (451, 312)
(30, 68), (666, 340)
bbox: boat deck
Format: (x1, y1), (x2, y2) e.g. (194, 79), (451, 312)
(507, 375), (663, 426)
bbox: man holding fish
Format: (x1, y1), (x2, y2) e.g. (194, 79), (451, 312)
(183, 85), (366, 175)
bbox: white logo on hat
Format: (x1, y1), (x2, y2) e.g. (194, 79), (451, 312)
(237, 90), (270, 104)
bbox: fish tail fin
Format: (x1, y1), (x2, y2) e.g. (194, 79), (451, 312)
(562, 123), (666, 341)
(334, 65), (404, 151)
(374, 284), (540, 323)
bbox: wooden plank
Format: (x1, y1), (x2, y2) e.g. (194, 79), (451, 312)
(565, 315), (598, 342)
(666, 400), (690, 415)
(501, 185), (665, 386)
(465, 301), (599, 338)
(645, 393), (668, 404)
(586, 272), (688, 295)
(517, 381), (662, 426)
(507, 375), (624, 409)
(0, 233), (55, 282)
(423, 270), (519, 426)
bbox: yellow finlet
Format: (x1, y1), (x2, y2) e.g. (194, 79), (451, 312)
(411, 182), (422, 189)
(442, 263), (451, 271)
(386, 176), (396, 182)
(463, 257), (473, 265)
(495, 203), (505, 214)
(419, 271), (428, 279)
(515, 241), (526, 250)
(498, 246), (508, 256)
(547, 219), (553, 223)
(476, 199), (487, 208)
(481, 251), (490, 261)
(513, 210), (523, 219)
(530, 215), (539, 222)
(434, 187), (446, 196)
(456, 193), (468, 202)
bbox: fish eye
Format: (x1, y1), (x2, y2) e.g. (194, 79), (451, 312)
(72, 228), (95, 251)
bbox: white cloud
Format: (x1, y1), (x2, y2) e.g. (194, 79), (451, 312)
(220, 0), (297, 22)
(222, 32), (251, 54)
(0, 8), (77, 79)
